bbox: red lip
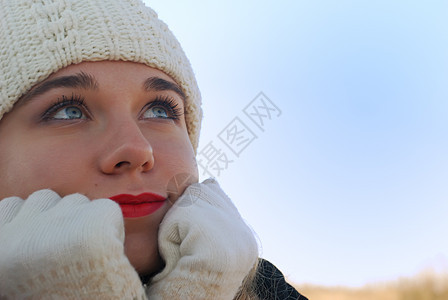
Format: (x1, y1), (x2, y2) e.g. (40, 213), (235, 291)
(109, 193), (166, 218)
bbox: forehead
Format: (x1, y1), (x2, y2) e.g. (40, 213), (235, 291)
(46, 61), (176, 84)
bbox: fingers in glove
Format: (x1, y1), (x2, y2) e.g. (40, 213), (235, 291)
(84, 198), (123, 222)
(52, 194), (124, 242)
(174, 183), (203, 208)
(80, 198), (125, 242)
(0, 197), (24, 227)
(14, 190), (61, 219)
(57, 193), (90, 207)
(179, 179), (240, 218)
(202, 179), (241, 214)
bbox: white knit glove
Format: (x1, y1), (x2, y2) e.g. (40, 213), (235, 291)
(147, 178), (259, 300)
(0, 190), (146, 300)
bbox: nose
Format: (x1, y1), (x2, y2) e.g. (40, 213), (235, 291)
(99, 120), (154, 175)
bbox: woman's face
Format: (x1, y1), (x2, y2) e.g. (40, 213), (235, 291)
(0, 61), (198, 277)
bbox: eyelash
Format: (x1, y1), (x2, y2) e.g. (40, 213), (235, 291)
(41, 94), (87, 121)
(40, 94), (183, 121)
(143, 96), (183, 120)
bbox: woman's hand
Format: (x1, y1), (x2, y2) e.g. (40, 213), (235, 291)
(147, 178), (259, 300)
(0, 190), (146, 299)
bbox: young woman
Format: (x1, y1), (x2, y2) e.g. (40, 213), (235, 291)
(0, 0), (307, 299)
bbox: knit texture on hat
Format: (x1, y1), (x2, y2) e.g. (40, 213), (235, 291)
(0, 0), (202, 152)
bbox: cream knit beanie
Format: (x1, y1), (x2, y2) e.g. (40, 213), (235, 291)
(0, 0), (202, 152)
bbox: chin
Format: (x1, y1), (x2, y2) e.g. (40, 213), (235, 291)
(122, 202), (169, 278)
(124, 230), (164, 278)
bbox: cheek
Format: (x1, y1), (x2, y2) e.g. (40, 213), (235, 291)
(161, 148), (198, 178)
(0, 138), (93, 198)
(152, 133), (199, 201)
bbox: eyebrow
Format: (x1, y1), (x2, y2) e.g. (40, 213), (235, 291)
(17, 72), (98, 107)
(143, 77), (186, 101)
(18, 72), (186, 106)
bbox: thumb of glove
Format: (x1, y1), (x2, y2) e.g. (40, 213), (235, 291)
(0, 197), (24, 227)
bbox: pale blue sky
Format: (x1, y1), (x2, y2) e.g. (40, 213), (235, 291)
(146, 0), (448, 287)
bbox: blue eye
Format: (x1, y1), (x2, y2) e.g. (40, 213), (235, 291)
(141, 97), (183, 120)
(41, 94), (89, 121)
(53, 106), (85, 120)
(143, 106), (169, 119)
